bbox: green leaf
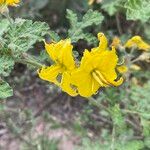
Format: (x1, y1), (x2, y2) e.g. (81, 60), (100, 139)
(0, 19), (10, 37)
(144, 137), (150, 148)
(130, 81), (150, 119)
(78, 138), (109, 150)
(66, 9), (78, 28)
(67, 9), (104, 43)
(141, 118), (150, 137)
(0, 80), (13, 99)
(5, 19), (49, 56)
(125, 0), (150, 22)
(110, 105), (126, 134)
(84, 33), (97, 45)
(0, 54), (14, 77)
(101, 0), (122, 16)
(82, 9), (104, 28)
(116, 140), (144, 150)
(49, 31), (60, 42)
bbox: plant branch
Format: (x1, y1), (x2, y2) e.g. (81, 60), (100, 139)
(16, 53), (43, 68)
(116, 13), (122, 35)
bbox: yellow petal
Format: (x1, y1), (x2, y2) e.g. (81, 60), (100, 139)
(108, 77), (124, 86)
(58, 39), (75, 70)
(92, 33), (108, 54)
(125, 36), (150, 51)
(92, 47), (123, 86)
(79, 49), (94, 72)
(61, 72), (78, 97)
(95, 47), (118, 81)
(71, 69), (100, 97)
(38, 65), (63, 85)
(45, 39), (75, 70)
(98, 32), (108, 50)
(45, 40), (65, 62)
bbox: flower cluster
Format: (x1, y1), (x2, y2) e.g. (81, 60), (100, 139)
(38, 33), (124, 97)
(125, 36), (150, 51)
(111, 35), (150, 73)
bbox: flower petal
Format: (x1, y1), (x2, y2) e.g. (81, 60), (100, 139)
(71, 70), (100, 97)
(58, 39), (75, 70)
(98, 32), (108, 51)
(45, 40), (64, 62)
(38, 65), (63, 85)
(95, 47), (119, 81)
(45, 39), (75, 70)
(61, 72), (78, 96)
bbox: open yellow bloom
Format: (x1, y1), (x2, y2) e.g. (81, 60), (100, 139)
(125, 36), (150, 51)
(0, 0), (20, 6)
(38, 39), (77, 96)
(71, 33), (123, 97)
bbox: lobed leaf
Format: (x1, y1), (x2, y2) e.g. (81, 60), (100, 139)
(0, 80), (13, 99)
(5, 19), (49, 57)
(67, 9), (104, 43)
(125, 0), (150, 22)
(0, 54), (14, 77)
(0, 19), (10, 37)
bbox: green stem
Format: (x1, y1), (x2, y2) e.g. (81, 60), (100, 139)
(17, 53), (43, 68)
(116, 12), (122, 35)
(2, 9), (14, 24)
(111, 126), (115, 150)
(18, 59), (43, 68)
(122, 109), (150, 119)
(88, 97), (109, 112)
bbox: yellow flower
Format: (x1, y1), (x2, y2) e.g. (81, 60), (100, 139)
(0, 0), (20, 6)
(38, 39), (77, 96)
(125, 36), (150, 51)
(71, 33), (123, 97)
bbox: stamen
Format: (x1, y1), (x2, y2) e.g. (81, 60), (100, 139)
(92, 79), (95, 92)
(92, 71), (104, 86)
(94, 70), (110, 85)
(92, 70), (111, 86)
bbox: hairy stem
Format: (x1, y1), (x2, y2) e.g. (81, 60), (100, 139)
(17, 53), (43, 68)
